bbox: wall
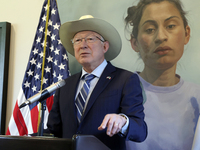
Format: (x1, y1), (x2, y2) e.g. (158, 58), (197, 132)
(0, 0), (199, 133)
(0, 0), (44, 132)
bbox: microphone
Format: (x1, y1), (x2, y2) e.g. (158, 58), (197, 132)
(19, 80), (66, 109)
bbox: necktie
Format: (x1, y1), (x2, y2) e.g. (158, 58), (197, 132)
(75, 74), (95, 123)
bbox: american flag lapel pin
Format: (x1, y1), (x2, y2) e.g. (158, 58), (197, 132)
(106, 76), (111, 80)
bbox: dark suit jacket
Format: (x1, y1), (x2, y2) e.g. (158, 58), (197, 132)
(47, 62), (147, 150)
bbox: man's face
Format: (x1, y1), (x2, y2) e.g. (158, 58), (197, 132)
(73, 31), (109, 72)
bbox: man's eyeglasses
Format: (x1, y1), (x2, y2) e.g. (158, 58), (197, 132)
(71, 35), (105, 45)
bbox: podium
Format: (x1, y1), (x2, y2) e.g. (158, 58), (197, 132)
(0, 134), (110, 150)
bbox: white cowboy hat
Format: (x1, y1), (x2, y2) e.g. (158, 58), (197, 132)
(59, 15), (122, 61)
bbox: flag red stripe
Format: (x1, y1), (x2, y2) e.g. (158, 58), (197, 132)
(46, 95), (54, 111)
(6, 127), (10, 135)
(30, 106), (39, 133)
(13, 101), (28, 135)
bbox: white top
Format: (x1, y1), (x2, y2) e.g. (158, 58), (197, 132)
(127, 72), (200, 150)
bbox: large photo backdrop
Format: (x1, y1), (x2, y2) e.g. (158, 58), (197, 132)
(57, 0), (200, 84)
(1, 0), (200, 149)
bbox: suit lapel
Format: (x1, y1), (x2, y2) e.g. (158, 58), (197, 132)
(66, 72), (81, 126)
(81, 62), (116, 121)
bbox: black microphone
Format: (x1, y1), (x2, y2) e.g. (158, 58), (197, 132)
(19, 80), (66, 109)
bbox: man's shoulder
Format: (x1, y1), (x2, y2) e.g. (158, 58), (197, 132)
(110, 65), (138, 80)
(64, 72), (81, 82)
(115, 66), (133, 74)
(107, 62), (134, 74)
(112, 65), (135, 76)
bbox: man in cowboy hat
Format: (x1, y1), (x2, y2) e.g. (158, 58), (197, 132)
(47, 15), (147, 150)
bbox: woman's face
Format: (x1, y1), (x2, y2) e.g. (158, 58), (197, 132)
(131, 1), (190, 70)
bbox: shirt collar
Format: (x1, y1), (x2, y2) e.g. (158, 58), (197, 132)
(81, 59), (107, 78)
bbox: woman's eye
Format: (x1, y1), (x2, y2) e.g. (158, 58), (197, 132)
(167, 24), (176, 29)
(145, 28), (155, 34)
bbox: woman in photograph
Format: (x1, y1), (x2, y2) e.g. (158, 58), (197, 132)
(125, 0), (200, 149)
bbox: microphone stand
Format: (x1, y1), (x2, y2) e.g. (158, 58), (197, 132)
(37, 100), (46, 136)
(37, 89), (50, 136)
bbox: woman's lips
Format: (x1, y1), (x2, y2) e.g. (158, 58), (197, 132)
(154, 46), (172, 55)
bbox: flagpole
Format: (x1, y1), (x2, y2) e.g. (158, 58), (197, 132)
(37, 0), (51, 132)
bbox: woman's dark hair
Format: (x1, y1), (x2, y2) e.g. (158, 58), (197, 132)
(125, 0), (188, 39)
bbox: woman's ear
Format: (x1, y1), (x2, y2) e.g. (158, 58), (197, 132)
(184, 25), (190, 45)
(130, 37), (139, 52)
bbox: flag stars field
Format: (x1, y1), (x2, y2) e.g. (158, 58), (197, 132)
(42, 15), (47, 22)
(63, 54), (68, 60)
(51, 8), (56, 15)
(36, 62), (42, 69)
(32, 86), (37, 93)
(41, 41), (47, 47)
(42, 77), (48, 85)
(32, 48), (39, 54)
(36, 37), (41, 44)
(54, 48), (60, 55)
(53, 71), (56, 78)
(58, 63), (65, 70)
(39, 26), (44, 33)
(47, 56), (53, 62)
(57, 74), (63, 81)
(44, 4), (50, 11)
(54, 59), (58, 66)
(48, 20), (53, 26)
(46, 29), (51, 36)
(39, 52), (44, 58)
(50, 45), (54, 51)
(53, 23), (60, 30)
(30, 58), (36, 65)
(45, 66), (51, 73)
(24, 81), (30, 88)
(51, 34), (56, 41)
(58, 39), (62, 44)
(34, 74), (40, 80)
(27, 69), (34, 76)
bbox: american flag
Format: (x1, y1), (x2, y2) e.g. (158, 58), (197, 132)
(6, 0), (70, 135)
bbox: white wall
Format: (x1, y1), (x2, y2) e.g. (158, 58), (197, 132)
(0, 0), (44, 132)
(0, 0), (200, 133)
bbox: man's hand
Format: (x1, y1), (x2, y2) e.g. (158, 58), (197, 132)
(98, 114), (127, 137)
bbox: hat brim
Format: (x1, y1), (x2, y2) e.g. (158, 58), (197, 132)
(59, 18), (122, 61)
